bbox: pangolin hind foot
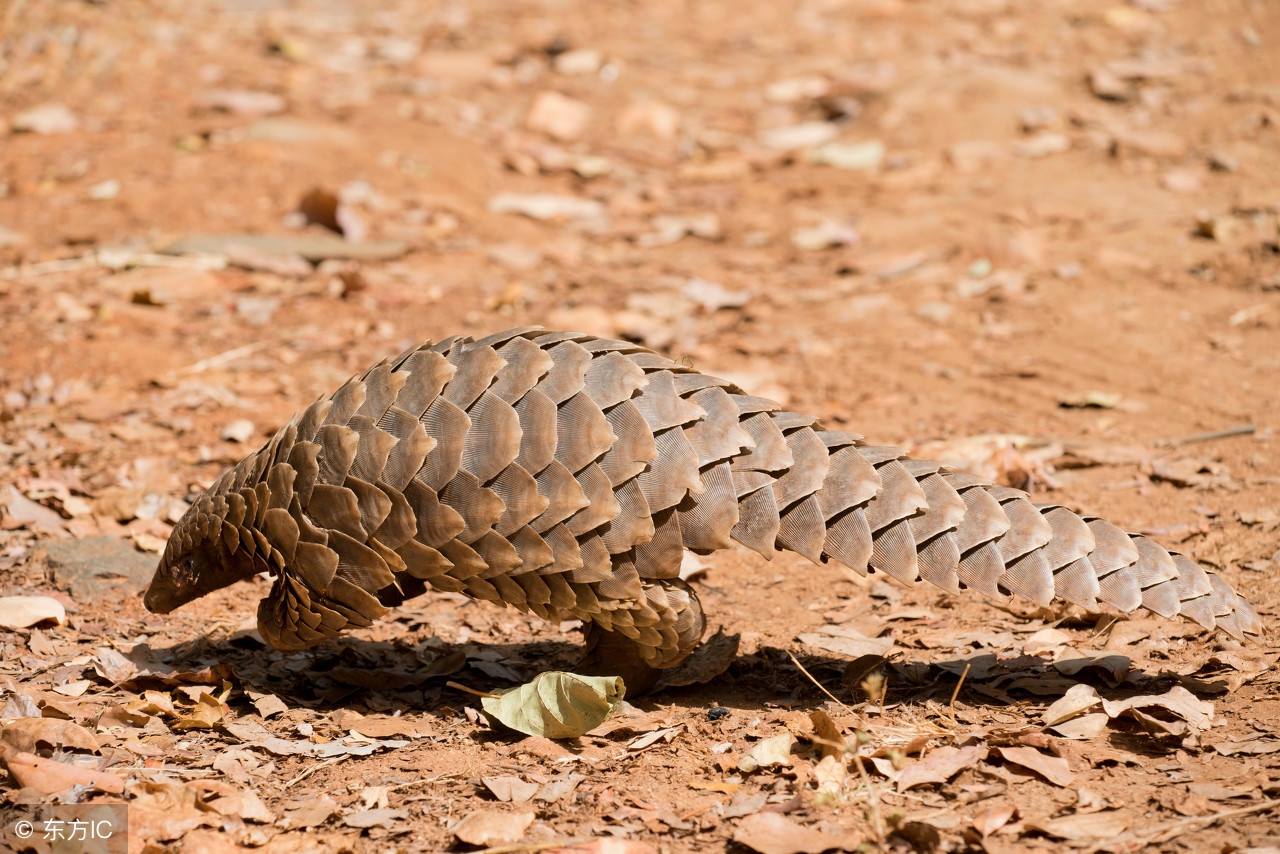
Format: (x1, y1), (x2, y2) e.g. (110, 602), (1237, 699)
(144, 327), (1263, 692)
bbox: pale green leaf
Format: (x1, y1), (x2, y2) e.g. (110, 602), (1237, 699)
(480, 671), (625, 739)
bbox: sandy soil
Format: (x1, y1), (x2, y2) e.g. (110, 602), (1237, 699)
(1, 0), (1279, 851)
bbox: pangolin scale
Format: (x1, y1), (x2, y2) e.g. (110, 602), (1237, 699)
(144, 327), (1263, 691)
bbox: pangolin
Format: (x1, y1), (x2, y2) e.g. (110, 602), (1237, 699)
(144, 327), (1262, 692)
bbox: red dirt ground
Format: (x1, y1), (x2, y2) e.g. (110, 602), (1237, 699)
(1, 0), (1278, 852)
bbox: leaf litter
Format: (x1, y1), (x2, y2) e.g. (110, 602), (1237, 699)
(2, 1), (1278, 851)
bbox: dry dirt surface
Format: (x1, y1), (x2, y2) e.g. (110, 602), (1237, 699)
(2, 0), (1280, 852)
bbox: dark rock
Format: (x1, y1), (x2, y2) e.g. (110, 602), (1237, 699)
(44, 537), (155, 604)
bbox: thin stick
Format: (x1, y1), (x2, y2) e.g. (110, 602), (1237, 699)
(678, 800), (719, 822)
(172, 339), (279, 376)
(283, 755), (345, 788)
(391, 772), (462, 792)
(948, 662), (971, 726)
(851, 739), (885, 847)
(470, 840), (593, 854)
(446, 680), (500, 699)
(787, 650), (852, 712)
(1163, 424), (1255, 446)
(1090, 799), (1279, 852)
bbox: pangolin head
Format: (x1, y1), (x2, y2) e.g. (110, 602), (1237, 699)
(143, 488), (261, 614)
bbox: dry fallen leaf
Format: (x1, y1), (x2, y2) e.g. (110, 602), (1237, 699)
(972, 803), (1016, 837)
(732, 812), (861, 854)
(483, 775), (540, 803)
(896, 745), (987, 792)
(994, 745), (1075, 787)
(1101, 685), (1214, 735)
(808, 710), (845, 759)
(344, 808), (407, 829)
(1051, 713), (1110, 740)
(0, 717), (100, 756)
(546, 840), (657, 854)
(1044, 684), (1102, 726)
(170, 689), (227, 730)
(813, 754), (847, 797)
(739, 732), (794, 773)
(1025, 810), (1130, 840)
(452, 809), (535, 846)
(798, 625), (894, 658)
(690, 779), (741, 795)
(656, 629), (740, 689)
(6, 752), (125, 794)
(0, 595), (66, 630)
(93, 646), (138, 683)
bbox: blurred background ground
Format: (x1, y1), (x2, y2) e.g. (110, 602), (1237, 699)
(1, 0), (1279, 851)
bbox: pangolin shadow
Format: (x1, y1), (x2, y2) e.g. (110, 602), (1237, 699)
(128, 633), (1160, 719)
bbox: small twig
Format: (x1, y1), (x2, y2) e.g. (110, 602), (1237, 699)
(786, 650), (852, 712)
(171, 339), (279, 376)
(850, 738), (885, 848)
(678, 800), (719, 822)
(1089, 798), (1279, 852)
(390, 772), (462, 792)
(948, 662), (971, 726)
(470, 840), (593, 854)
(284, 755), (345, 788)
(446, 680), (500, 699)
(1160, 423), (1255, 447)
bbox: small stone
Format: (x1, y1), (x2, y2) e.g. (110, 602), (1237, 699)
(791, 220), (858, 251)
(0, 225), (26, 250)
(765, 75), (829, 104)
(1012, 132), (1070, 158)
(759, 121), (838, 151)
(526, 91), (592, 142)
(1208, 152), (1237, 173)
(616, 100), (680, 141)
(1095, 247), (1154, 272)
(12, 103), (78, 134)
(683, 278), (750, 311)
(415, 50), (495, 82)
(223, 243), (312, 277)
(1018, 105), (1057, 132)
(677, 157), (751, 182)
(193, 89), (287, 116)
(236, 296), (279, 326)
(245, 119), (359, 147)
(916, 301), (952, 323)
(1055, 262), (1082, 280)
(1111, 129), (1188, 159)
(45, 537), (156, 603)
(553, 48), (602, 76)
(1196, 213), (1243, 242)
(639, 213), (721, 248)
(487, 243), (543, 271)
(948, 140), (1005, 172)
(806, 140), (885, 170)
(1160, 170), (1203, 193)
(488, 193), (605, 221)
(375, 37), (419, 66)
(222, 419), (257, 443)
(967, 258), (993, 279)
(572, 155), (612, 179)
(87, 179), (121, 201)
(1088, 68), (1131, 101)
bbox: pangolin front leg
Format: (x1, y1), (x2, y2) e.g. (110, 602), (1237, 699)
(144, 327), (1263, 693)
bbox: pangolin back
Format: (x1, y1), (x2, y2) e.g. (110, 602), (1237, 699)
(154, 327), (1263, 679)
